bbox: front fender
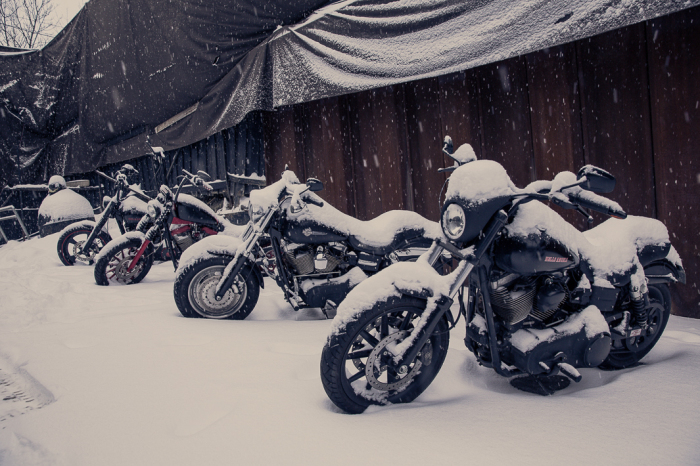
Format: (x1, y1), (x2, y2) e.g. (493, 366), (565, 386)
(176, 235), (264, 288)
(331, 260), (449, 337)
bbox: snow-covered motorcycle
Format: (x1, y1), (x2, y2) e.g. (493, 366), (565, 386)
(321, 137), (685, 413)
(94, 169), (236, 285)
(173, 169), (443, 320)
(56, 164), (150, 266)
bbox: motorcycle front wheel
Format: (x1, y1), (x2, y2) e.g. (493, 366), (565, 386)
(57, 221), (112, 266)
(599, 284), (671, 370)
(320, 296), (449, 414)
(94, 235), (154, 285)
(174, 256), (260, 320)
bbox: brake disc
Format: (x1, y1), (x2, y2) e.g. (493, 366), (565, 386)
(365, 330), (422, 392)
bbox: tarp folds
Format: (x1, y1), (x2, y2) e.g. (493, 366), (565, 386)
(2, 0), (699, 187)
(0, 0), (328, 185)
(154, 0), (700, 148)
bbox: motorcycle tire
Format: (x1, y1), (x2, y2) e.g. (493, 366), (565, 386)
(94, 234), (154, 286)
(57, 221), (112, 266)
(320, 296), (449, 414)
(174, 256), (260, 320)
(599, 284), (671, 370)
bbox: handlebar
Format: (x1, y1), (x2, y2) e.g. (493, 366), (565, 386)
(567, 191), (627, 219)
(306, 197), (324, 208)
(95, 170), (151, 202)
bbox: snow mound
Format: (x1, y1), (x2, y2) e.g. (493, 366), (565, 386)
(37, 189), (94, 224)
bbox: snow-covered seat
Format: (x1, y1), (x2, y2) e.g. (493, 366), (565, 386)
(294, 203), (443, 256)
(580, 216), (672, 286)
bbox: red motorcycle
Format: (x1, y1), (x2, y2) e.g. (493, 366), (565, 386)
(93, 169), (234, 285)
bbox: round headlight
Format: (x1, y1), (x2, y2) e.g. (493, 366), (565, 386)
(147, 200), (160, 219)
(442, 203), (466, 240)
(248, 202), (264, 223)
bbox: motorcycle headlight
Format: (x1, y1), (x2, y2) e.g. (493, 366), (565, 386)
(248, 202), (264, 223)
(147, 200), (161, 219)
(442, 203), (466, 241)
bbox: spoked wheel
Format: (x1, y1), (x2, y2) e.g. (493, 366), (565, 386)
(94, 236), (154, 285)
(174, 256), (260, 319)
(321, 296), (449, 414)
(600, 284), (671, 370)
(57, 222), (111, 266)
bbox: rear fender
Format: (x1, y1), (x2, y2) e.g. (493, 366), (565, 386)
(644, 260), (686, 285)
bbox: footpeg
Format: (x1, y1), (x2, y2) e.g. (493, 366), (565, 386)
(557, 362), (582, 383)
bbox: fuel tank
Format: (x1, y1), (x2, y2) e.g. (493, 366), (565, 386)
(493, 231), (579, 275)
(281, 198), (347, 244)
(176, 202), (219, 227)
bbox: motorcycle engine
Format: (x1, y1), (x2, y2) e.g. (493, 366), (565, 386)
(488, 271), (568, 325)
(283, 242), (345, 276)
(171, 225), (206, 252)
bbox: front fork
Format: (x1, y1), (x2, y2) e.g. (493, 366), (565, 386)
(392, 211), (508, 371)
(127, 209), (175, 272)
(214, 208), (277, 299)
(80, 202), (115, 253)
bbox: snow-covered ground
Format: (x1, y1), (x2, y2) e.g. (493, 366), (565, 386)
(0, 233), (699, 465)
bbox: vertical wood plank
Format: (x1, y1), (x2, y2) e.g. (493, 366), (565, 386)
(404, 77), (448, 221)
(302, 97), (354, 215)
(348, 90), (384, 220)
(215, 132), (226, 181)
(476, 56), (535, 189)
(647, 7), (700, 317)
(206, 135), (217, 180)
(577, 25), (656, 219)
(263, 106), (298, 184)
(437, 70), (482, 158)
(527, 44), (587, 229)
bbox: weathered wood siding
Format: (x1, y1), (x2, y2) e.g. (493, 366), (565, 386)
(263, 7), (700, 318)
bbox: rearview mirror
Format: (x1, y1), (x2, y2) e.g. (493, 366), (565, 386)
(197, 170), (211, 181)
(306, 178), (323, 192)
(576, 165), (616, 193)
(442, 136), (454, 156)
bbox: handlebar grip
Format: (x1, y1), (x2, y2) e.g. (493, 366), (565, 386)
(306, 197), (324, 207)
(129, 189), (152, 202)
(569, 192), (627, 219)
(95, 170), (116, 183)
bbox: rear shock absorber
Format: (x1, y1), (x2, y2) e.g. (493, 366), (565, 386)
(630, 285), (648, 327)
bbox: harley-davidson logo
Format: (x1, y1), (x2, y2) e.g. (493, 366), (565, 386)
(544, 256), (569, 263)
(302, 227), (325, 236)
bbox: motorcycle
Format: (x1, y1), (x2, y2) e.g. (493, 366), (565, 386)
(56, 164), (151, 266)
(173, 169), (443, 320)
(321, 136), (685, 413)
(94, 168), (237, 285)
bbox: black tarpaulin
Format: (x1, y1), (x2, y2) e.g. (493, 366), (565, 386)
(2, 0), (699, 187)
(0, 0), (329, 186)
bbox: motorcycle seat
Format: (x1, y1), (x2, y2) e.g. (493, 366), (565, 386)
(297, 202), (442, 256)
(580, 215), (672, 285)
(348, 226), (432, 256)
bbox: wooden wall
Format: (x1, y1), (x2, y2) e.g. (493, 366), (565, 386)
(263, 7), (700, 318)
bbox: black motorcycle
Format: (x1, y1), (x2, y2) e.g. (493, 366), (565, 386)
(173, 169), (443, 320)
(321, 136), (685, 413)
(56, 165), (151, 266)
(94, 169), (233, 285)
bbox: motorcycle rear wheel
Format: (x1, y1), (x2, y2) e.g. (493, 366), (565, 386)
(94, 235), (154, 286)
(599, 284), (671, 370)
(57, 221), (111, 266)
(174, 256), (260, 320)
(320, 296), (449, 414)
